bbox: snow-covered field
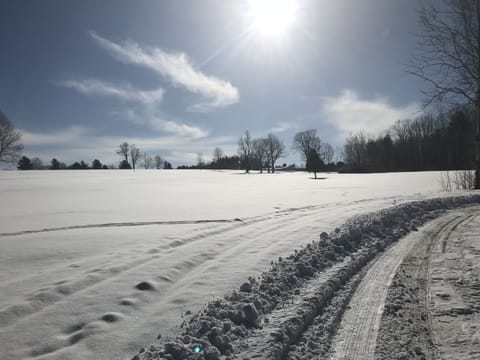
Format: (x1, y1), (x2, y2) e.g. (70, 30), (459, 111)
(0, 170), (473, 360)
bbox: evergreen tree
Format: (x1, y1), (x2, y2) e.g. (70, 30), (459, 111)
(17, 156), (32, 170)
(119, 160), (132, 169)
(92, 159), (102, 169)
(50, 158), (61, 170)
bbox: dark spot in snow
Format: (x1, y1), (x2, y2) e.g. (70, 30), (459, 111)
(120, 298), (135, 306)
(135, 281), (155, 291)
(101, 312), (122, 323)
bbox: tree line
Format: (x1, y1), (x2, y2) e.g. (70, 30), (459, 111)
(177, 130), (340, 178)
(4, 108), (341, 177)
(15, 142), (173, 170)
(115, 141), (171, 170)
(17, 157), (110, 170)
(342, 108), (475, 173)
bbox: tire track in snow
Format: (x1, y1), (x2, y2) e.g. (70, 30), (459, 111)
(425, 211), (477, 360)
(0, 196), (419, 359)
(329, 212), (473, 360)
(0, 197), (393, 327)
(136, 197), (480, 360)
(1, 206), (327, 358)
(0, 195), (407, 239)
(0, 219), (238, 238)
(0, 202), (356, 331)
(0, 205), (320, 238)
(373, 208), (478, 360)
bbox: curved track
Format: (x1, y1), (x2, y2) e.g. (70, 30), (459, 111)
(329, 209), (478, 360)
(0, 197), (400, 360)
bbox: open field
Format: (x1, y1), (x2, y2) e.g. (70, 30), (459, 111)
(0, 170), (477, 360)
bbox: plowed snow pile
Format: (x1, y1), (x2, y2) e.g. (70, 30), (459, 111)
(0, 170), (476, 360)
(135, 196), (480, 360)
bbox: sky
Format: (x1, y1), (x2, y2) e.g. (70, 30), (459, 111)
(0, 0), (426, 167)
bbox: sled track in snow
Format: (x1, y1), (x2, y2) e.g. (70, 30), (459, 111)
(136, 196), (480, 360)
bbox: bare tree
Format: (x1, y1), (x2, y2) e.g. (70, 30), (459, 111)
(321, 142), (334, 164)
(130, 145), (141, 171)
(0, 111), (23, 163)
(31, 157), (44, 170)
(197, 152), (205, 167)
(154, 155), (163, 169)
(117, 142), (129, 165)
(212, 147), (224, 162)
(265, 133), (286, 173)
(292, 129), (322, 162)
(344, 132), (370, 170)
(143, 152), (153, 169)
(253, 138), (268, 173)
(409, 0), (480, 188)
(238, 130), (253, 173)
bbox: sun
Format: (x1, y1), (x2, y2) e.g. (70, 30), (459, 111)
(248, 0), (298, 37)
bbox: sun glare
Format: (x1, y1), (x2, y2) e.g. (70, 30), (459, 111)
(248, 0), (298, 37)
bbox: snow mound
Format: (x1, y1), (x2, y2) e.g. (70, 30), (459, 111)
(135, 195), (480, 360)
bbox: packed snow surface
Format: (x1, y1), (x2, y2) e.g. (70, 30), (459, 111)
(0, 170), (470, 360)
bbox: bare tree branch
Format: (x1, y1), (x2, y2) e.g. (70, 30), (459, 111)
(0, 111), (23, 163)
(409, 0), (480, 188)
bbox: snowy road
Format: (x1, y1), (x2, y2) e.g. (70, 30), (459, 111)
(331, 209), (480, 360)
(329, 217), (424, 359)
(428, 209), (480, 359)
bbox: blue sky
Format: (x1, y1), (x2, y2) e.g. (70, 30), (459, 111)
(0, 0), (425, 166)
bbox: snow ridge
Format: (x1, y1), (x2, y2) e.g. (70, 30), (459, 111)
(136, 195), (480, 360)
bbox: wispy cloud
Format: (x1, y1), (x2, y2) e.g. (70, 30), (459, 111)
(59, 79), (165, 105)
(269, 122), (297, 133)
(21, 126), (90, 146)
(150, 118), (208, 139)
(89, 31), (239, 112)
(59, 79), (207, 139)
(110, 107), (208, 139)
(321, 90), (419, 138)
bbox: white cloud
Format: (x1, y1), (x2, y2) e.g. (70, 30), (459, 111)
(89, 31), (239, 111)
(109, 108), (208, 139)
(21, 126), (90, 146)
(321, 89), (419, 138)
(59, 79), (164, 105)
(269, 122), (297, 133)
(149, 118), (208, 139)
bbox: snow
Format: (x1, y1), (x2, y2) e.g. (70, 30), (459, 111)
(375, 206), (480, 360)
(0, 170), (446, 234)
(0, 169), (474, 360)
(140, 196), (479, 360)
(428, 209), (480, 359)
